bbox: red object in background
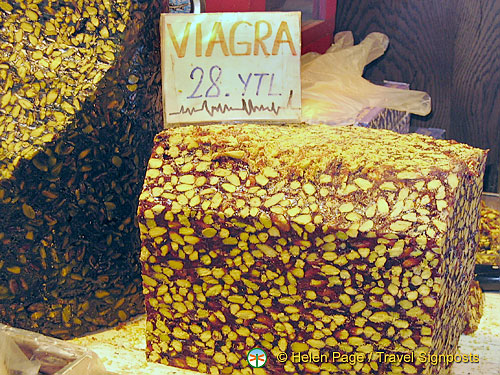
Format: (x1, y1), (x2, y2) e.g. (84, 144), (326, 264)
(204, 0), (267, 12)
(203, 0), (337, 54)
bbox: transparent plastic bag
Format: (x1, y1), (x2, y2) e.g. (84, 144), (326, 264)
(0, 323), (107, 375)
(301, 31), (431, 125)
(0, 332), (40, 375)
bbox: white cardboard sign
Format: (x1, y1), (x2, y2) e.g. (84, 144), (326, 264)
(160, 12), (301, 125)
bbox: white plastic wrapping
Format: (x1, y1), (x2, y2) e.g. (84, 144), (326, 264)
(0, 323), (107, 375)
(0, 333), (40, 375)
(301, 31), (432, 125)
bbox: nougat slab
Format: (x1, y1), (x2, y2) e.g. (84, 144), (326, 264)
(139, 124), (487, 375)
(0, 0), (164, 338)
(463, 280), (484, 335)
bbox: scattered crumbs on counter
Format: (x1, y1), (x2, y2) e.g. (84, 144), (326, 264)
(71, 316), (203, 374)
(454, 293), (500, 375)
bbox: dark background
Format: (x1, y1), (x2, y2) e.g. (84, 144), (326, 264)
(335, 0), (500, 192)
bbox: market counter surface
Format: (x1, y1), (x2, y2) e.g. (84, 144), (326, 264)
(72, 293), (500, 375)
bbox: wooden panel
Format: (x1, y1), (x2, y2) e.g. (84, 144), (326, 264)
(450, 0), (500, 192)
(335, 0), (500, 192)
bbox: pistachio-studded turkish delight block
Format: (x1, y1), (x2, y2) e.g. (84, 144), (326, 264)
(463, 280), (484, 335)
(0, 0), (165, 338)
(477, 199), (500, 265)
(139, 124), (487, 375)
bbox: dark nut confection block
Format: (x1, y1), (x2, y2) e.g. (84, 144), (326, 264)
(138, 124), (487, 375)
(0, 0), (164, 338)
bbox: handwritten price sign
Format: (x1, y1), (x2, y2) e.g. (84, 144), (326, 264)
(160, 12), (301, 124)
